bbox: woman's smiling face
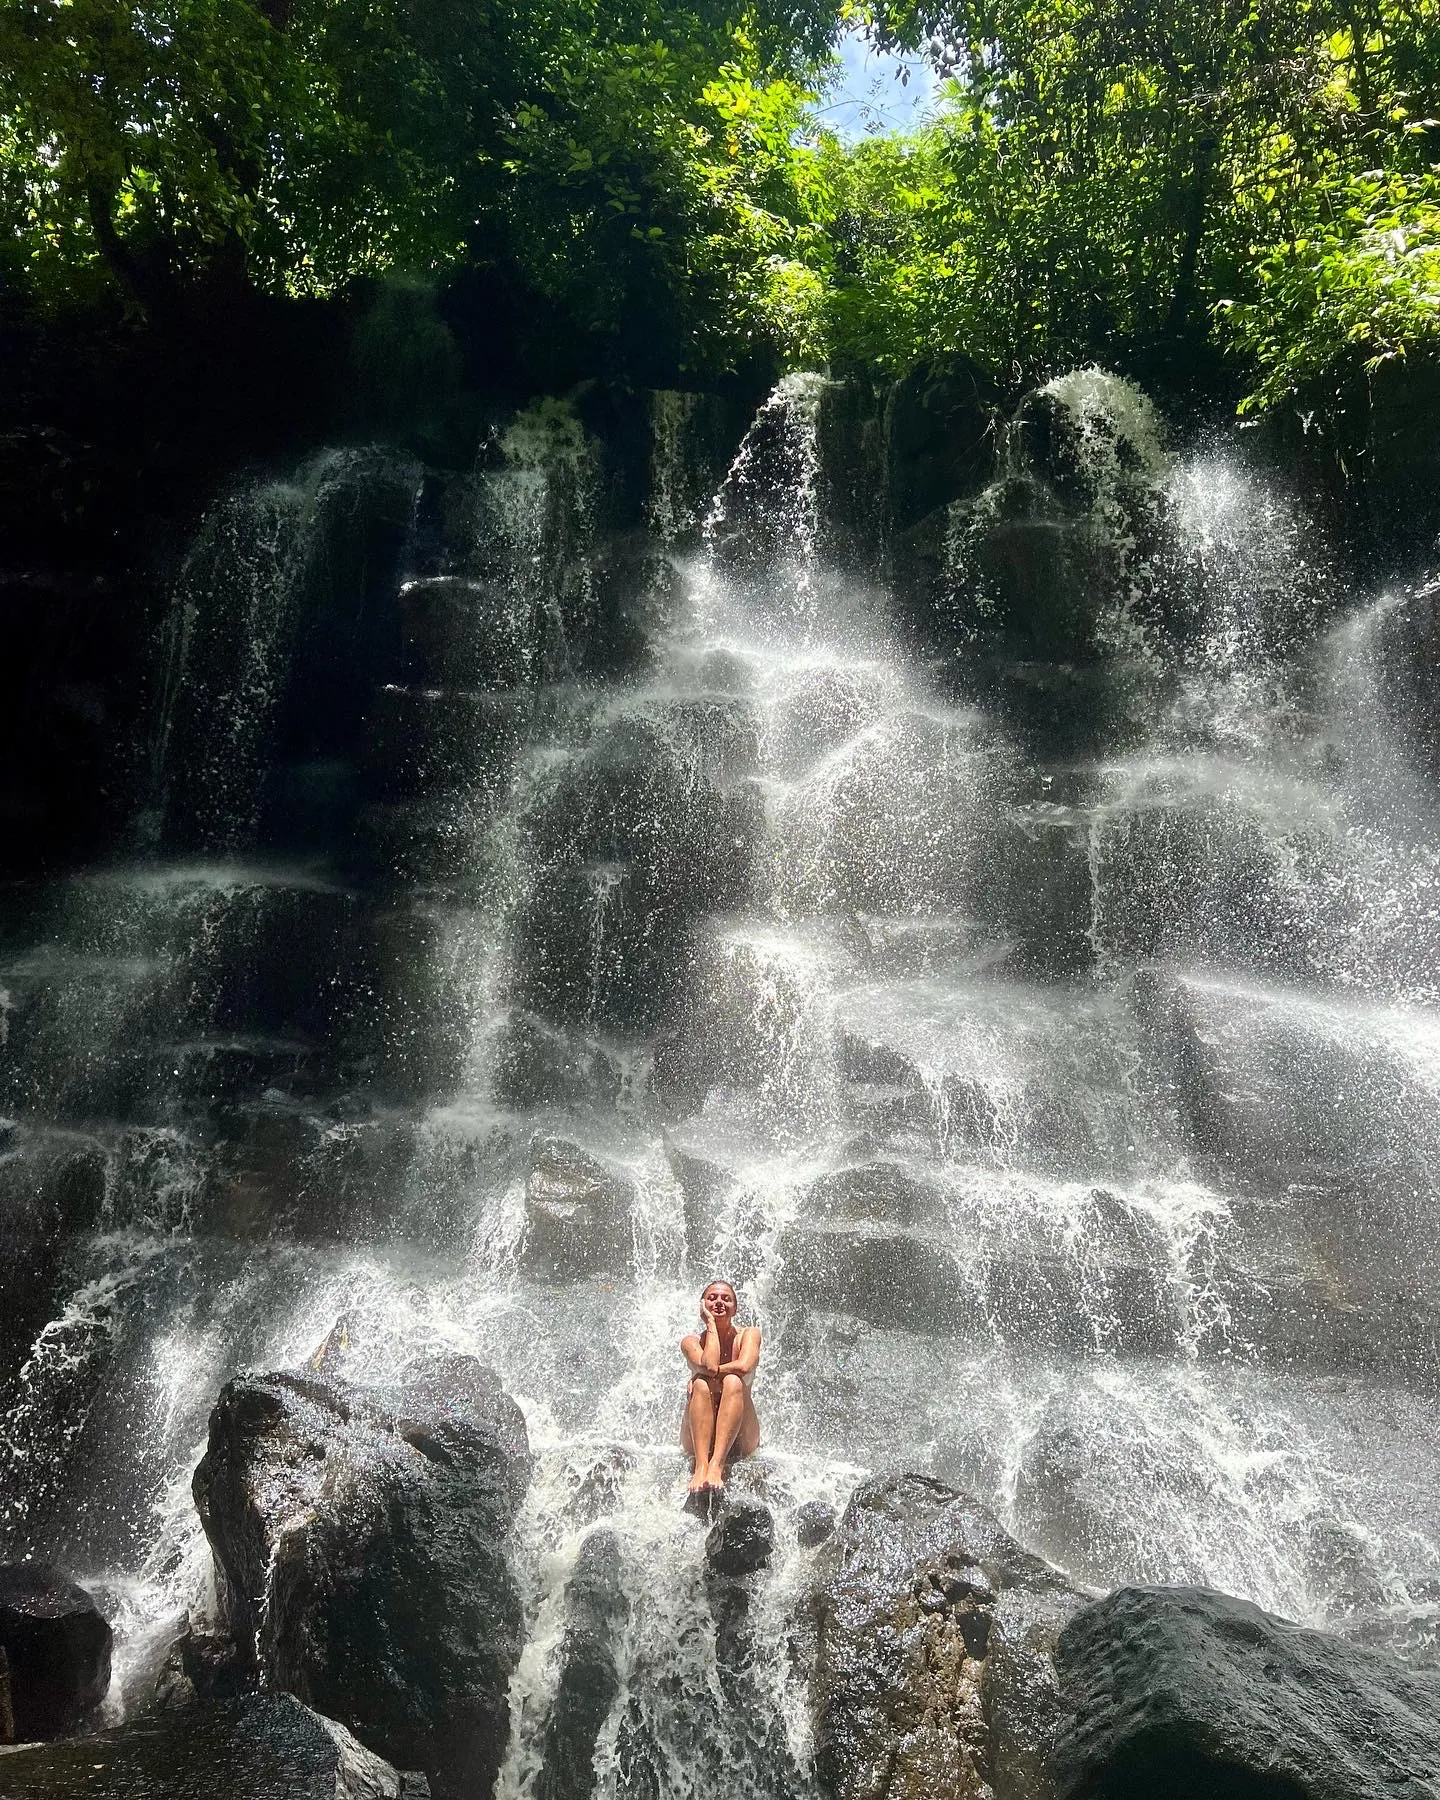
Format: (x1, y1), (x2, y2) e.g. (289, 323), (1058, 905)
(702, 1282), (737, 1319)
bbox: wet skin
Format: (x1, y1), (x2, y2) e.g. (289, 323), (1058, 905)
(680, 1282), (761, 1493)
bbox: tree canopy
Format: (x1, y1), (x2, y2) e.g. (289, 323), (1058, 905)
(809, 0), (1440, 406)
(4, 0), (1439, 408)
(0, 0), (834, 370)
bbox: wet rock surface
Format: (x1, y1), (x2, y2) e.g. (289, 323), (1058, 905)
(0, 1565), (111, 1742)
(0, 1693), (431, 1798)
(705, 1497), (775, 1577)
(192, 1354), (531, 1800)
(536, 1530), (629, 1800)
(809, 1473), (1086, 1800)
(796, 1501), (837, 1548)
(520, 1136), (635, 1280)
(1052, 1584), (1440, 1800)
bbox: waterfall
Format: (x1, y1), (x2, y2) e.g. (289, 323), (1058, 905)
(5, 364), (1440, 1766)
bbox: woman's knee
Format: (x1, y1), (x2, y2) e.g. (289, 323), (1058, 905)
(721, 1372), (745, 1397)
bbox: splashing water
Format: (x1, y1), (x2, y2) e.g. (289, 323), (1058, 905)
(7, 363), (1440, 1800)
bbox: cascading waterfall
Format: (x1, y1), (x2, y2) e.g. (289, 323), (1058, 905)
(5, 362), (1440, 1789)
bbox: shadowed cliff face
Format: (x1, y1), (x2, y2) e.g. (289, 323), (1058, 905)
(3, 368), (1440, 1795)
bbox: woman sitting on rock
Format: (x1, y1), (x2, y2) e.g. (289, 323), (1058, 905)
(681, 1279), (761, 1494)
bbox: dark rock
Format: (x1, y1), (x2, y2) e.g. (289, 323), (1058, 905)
(509, 711), (760, 1034)
(360, 687), (525, 806)
(0, 1564), (112, 1741)
(537, 1531), (630, 1800)
(492, 1012), (629, 1110)
(795, 1502), (836, 1548)
(1090, 784), (1330, 978)
(1053, 1584), (1440, 1800)
(661, 1115), (752, 1255)
(566, 1447), (635, 1528)
(947, 656), (1143, 763)
(706, 1499), (774, 1577)
(809, 1473), (1085, 1800)
(776, 1223), (972, 1335)
(885, 362), (997, 541)
(1009, 1394), (1232, 1593)
(395, 575), (530, 690)
(520, 1136), (635, 1281)
(0, 1130), (109, 1387)
(804, 1163), (941, 1230)
(192, 1354), (531, 1800)
(0, 1693), (430, 1798)
(1364, 576), (1440, 780)
(176, 1627), (248, 1704)
(1135, 968), (1440, 1381)
(953, 497), (1113, 662)
(991, 802), (1096, 975)
(1134, 967), (1439, 1217)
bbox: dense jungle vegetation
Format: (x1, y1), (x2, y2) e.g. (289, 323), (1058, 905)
(3, 0), (1439, 412)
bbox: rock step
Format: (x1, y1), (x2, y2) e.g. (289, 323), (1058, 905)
(1138, 967), (1440, 1281)
(663, 1124), (1440, 1388)
(352, 794), (511, 892)
(0, 875), (362, 1115)
(831, 976), (1164, 1177)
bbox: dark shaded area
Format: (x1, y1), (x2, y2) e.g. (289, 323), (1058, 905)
(0, 287), (350, 877)
(0, 275), (763, 882)
(0, 1565), (111, 1741)
(0, 1693), (429, 1798)
(1071, 1742), (1311, 1800)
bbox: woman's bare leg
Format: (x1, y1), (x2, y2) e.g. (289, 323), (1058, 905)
(708, 1374), (757, 1486)
(736, 1391), (760, 1459)
(684, 1378), (717, 1491)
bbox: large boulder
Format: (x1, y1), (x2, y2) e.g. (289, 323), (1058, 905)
(0, 1564), (112, 1740)
(520, 1136), (635, 1280)
(0, 1693), (430, 1797)
(192, 1354), (531, 1800)
(1052, 1584), (1440, 1799)
(808, 1474), (1086, 1800)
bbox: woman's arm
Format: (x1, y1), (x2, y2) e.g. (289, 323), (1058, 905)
(717, 1326), (761, 1377)
(680, 1333), (709, 1374)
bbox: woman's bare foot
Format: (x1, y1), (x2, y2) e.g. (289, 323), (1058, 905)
(702, 1462), (726, 1491)
(688, 1465), (710, 1494)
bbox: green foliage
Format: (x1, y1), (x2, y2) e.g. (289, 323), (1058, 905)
(0, 0), (836, 372)
(801, 0), (1440, 409)
(1224, 167), (1440, 409)
(7, 0), (1439, 405)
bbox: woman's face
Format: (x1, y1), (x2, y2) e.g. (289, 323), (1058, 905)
(702, 1283), (737, 1321)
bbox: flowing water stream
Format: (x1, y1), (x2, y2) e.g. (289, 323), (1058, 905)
(4, 370), (1440, 1786)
